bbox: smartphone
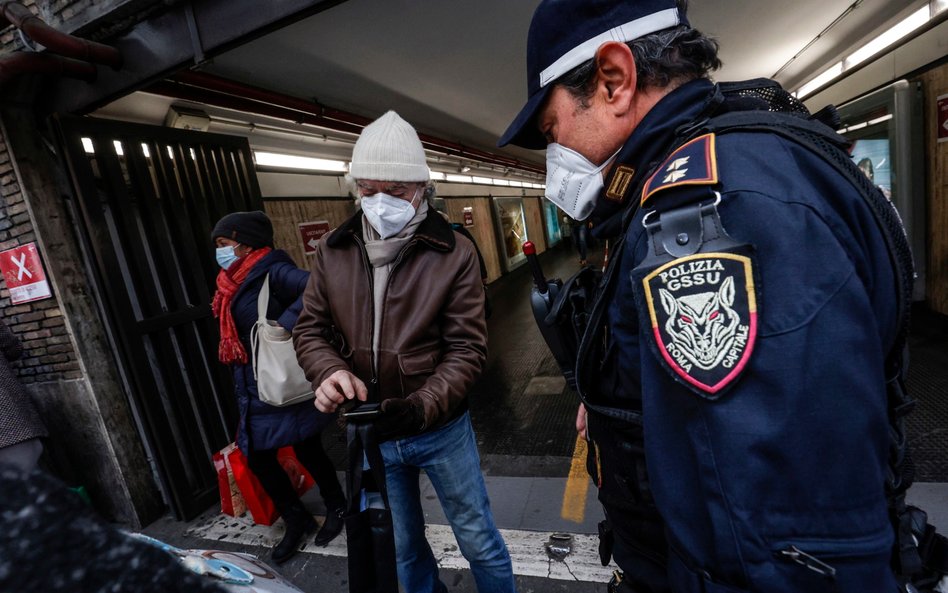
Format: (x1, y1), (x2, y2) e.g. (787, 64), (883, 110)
(341, 402), (382, 421)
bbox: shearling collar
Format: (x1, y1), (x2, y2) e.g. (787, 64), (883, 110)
(327, 207), (455, 252)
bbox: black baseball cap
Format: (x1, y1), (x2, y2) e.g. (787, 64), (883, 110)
(498, 0), (687, 149)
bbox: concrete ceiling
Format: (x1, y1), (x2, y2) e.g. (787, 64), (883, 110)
(191, 0), (923, 164)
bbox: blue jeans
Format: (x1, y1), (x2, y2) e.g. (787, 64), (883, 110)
(379, 412), (516, 593)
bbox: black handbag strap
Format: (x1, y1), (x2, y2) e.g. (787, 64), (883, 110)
(346, 423), (390, 514)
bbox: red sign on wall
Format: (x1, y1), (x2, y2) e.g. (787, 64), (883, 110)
(298, 221), (332, 255)
(938, 93), (948, 144)
(0, 242), (52, 304)
(462, 207), (474, 227)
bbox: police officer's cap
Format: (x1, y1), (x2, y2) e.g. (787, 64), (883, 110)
(498, 0), (687, 149)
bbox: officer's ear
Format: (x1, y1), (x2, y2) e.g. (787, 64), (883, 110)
(594, 42), (637, 115)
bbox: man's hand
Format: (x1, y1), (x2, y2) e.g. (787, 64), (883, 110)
(576, 403), (588, 439)
(374, 398), (425, 442)
(314, 370), (367, 413)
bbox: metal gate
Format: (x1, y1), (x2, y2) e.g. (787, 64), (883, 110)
(57, 116), (262, 519)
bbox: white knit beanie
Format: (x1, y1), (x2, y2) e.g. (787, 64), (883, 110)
(349, 111), (430, 182)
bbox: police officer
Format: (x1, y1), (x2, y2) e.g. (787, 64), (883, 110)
(500, 1), (902, 592)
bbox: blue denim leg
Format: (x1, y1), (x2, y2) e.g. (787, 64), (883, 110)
(381, 437), (447, 593)
(381, 412), (516, 593)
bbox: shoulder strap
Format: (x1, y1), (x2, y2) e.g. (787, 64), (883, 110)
(249, 275), (272, 382)
(255, 274), (271, 323)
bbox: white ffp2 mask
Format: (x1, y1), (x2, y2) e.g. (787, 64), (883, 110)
(361, 190), (418, 239)
(545, 143), (617, 221)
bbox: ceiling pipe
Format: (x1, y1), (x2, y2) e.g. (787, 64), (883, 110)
(0, 1), (122, 69)
(165, 70), (545, 176)
(0, 51), (97, 84)
(149, 79), (367, 136)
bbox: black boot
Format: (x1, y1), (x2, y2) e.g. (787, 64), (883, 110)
(313, 502), (345, 547)
(272, 502), (318, 564)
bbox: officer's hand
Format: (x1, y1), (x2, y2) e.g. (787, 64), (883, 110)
(374, 398), (425, 442)
(314, 370), (367, 413)
(576, 404), (588, 439)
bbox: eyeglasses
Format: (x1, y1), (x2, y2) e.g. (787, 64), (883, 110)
(355, 181), (421, 199)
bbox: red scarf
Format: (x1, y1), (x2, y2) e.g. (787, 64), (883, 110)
(212, 247), (272, 364)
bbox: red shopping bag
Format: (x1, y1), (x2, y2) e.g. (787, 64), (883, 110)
(229, 445), (316, 526)
(213, 443), (247, 517)
(277, 447), (316, 495)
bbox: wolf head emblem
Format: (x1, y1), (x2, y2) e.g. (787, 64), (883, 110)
(659, 276), (741, 371)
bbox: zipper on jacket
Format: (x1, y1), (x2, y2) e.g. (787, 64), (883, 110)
(354, 237), (380, 398)
(373, 238), (417, 400)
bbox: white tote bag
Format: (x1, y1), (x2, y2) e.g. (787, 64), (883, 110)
(250, 274), (314, 407)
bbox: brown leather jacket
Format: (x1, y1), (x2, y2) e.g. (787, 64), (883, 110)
(292, 208), (487, 430)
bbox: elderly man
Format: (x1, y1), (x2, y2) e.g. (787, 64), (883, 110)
(293, 111), (516, 593)
(501, 1), (913, 592)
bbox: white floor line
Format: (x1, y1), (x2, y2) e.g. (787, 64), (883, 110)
(188, 512), (617, 583)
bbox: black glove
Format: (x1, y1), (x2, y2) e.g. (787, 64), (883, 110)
(374, 398), (425, 442)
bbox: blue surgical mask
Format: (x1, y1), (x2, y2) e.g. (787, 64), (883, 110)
(216, 245), (239, 269)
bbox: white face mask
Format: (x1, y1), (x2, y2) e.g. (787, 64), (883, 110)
(545, 143), (618, 221)
(360, 189), (420, 239)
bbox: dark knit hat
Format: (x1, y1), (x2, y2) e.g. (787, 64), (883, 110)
(211, 211), (274, 248)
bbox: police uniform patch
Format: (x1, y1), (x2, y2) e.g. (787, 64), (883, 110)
(605, 165), (635, 202)
(642, 134), (718, 206)
(642, 252), (757, 396)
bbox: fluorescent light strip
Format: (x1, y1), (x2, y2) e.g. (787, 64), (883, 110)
(255, 151), (347, 172)
(795, 3), (936, 99)
(796, 62), (843, 99)
(430, 164), (545, 187)
(839, 113), (893, 134)
(82, 139), (544, 187)
(844, 6), (929, 69)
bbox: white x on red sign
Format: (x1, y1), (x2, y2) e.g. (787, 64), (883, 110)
(11, 252), (32, 281)
(0, 242), (51, 304)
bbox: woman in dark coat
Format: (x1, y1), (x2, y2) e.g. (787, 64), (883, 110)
(0, 319), (47, 471)
(211, 211), (344, 564)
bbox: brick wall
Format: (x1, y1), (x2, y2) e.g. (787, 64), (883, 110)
(0, 128), (82, 383)
(1, 0), (166, 54)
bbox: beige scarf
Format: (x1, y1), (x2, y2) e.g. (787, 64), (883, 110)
(362, 201), (429, 364)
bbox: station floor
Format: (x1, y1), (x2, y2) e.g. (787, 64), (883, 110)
(142, 239), (948, 593)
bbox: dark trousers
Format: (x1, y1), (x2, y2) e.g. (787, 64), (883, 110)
(587, 410), (670, 593)
(246, 432), (345, 514)
(573, 224), (589, 260)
